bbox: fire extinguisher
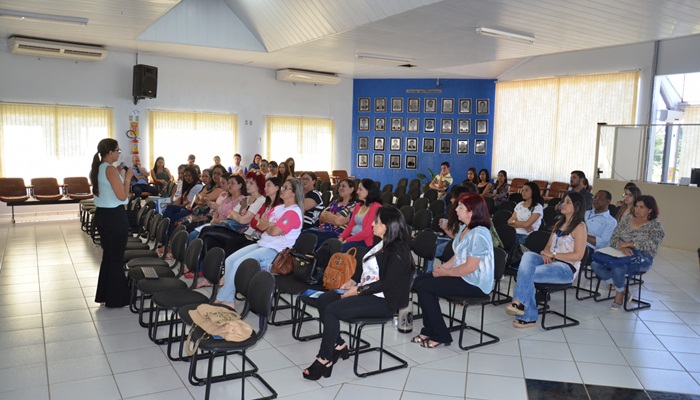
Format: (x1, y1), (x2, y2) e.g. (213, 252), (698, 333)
(126, 129), (139, 154)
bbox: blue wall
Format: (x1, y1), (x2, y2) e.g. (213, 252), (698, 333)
(351, 79), (495, 188)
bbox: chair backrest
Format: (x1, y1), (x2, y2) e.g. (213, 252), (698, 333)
(157, 217), (171, 253)
(184, 238), (204, 286)
(412, 209), (432, 231)
(443, 192), (453, 205)
(147, 213), (162, 242)
(483, 196), (495, 214)
(293, 232), (318, 254)
(495, 224), (517, 252)
(381, 191), (394, 205)
(397, 177), (408, 188)
(31, 177), (61, 196)
(524, 230), (551, 253)
(169, 229), (189, 267)
(508, 193), (523, 204)
(320, 181), (331, 192)
(439, 239), (454, 262)
(234, 258), (261, 317)
(408, 186), (421, 201)
(382, 183), (394, 193)
(315, 171), (331, 183)
(202, 247), (225, 289)
(331, 170), (349, 181)
(542, 206), (559, 231)
(248, 271), (276, 318)
(546, 181), (569, 199)
(411, 229), (438, 266)
(413, 197), (429, 211)
(608, 204), (618, 219)
(63, 177), (91, 194)
(423, 188), (438, 203)
(548, 197), (561, 208)
(0, 177), (28, 198)
(499, 201), (517, 213)
(399, 205), (415, 226)
(321, 238), (343, 258)
(509, 178), (527, 193)
(491, 209), (512, 228)
(139, 209), (155, 237)
(408, 179), (421, 189)
(493, 247), (508, 282)
(429, 199), (445, 215)
(321, 190), (331, 207)
(431, 212), (446, 233)
(393, 185), (407, 197)
(396, 193), (412, 209)
(532, 180), (548, 196)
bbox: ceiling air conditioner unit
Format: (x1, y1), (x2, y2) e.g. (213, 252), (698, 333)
(276, 69), (340, 85)
(8, 36), (107, 61)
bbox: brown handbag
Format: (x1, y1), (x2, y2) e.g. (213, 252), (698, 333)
(271, 248), (295, 275)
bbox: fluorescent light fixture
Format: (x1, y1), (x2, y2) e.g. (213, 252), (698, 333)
(0, 9), (88, 26)
(476, 27), (534, 44)
(355, 53), (412, 64)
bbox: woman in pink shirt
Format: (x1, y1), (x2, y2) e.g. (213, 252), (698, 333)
(339, 178), (382, 252)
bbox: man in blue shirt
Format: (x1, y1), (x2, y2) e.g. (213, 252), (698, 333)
(584, 190), (617, 254)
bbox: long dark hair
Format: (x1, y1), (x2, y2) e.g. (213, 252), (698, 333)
(478, 168), (490, 184)
(360, 178), (382, 206)
(201, 169), (217, 193)
(467, 167), (478, 185)
(495, 170), (508, 190)
(285, 157), (296, 176)
(363, 205), (410, 263)
(181, 166), (201, 198)
(90, 138), (119, 197)
(553, 191), (585, 236)
(265, 177), (283, 207)
(523, 181), (544, 211)
(277, 162), (291, 182)
(152, 156), (165, 173)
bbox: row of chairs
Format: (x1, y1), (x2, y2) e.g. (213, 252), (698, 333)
(508, 178), (570, 200)
(0, 176), (92, 203)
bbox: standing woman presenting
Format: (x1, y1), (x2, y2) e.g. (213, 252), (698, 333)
(90, 139), (133, 308)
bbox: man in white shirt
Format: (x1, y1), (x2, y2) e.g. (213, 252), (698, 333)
(429, 161), (453, 197)
(584, 190), (618, 252)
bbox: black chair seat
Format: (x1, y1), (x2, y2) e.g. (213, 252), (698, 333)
(138, 278), (187, 294)
(299, 296), (320, 308)
(128, 265), (175, 281)
(153, 290), (209, 309)
(343, 315), (392, 325)
(191, 326), (258, 350)
(445, 295), (491, 306)
(126, 242), (150, 251)
(124, 250), (159, 262)
(127, 257), (169, 269)
(275, 275), (325, 294)
(534, 282), (571, 291)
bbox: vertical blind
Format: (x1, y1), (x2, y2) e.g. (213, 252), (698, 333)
(677, 106), (700, 180)
(0, 103), (113, 180)
(493, 71), (639, 183)
(266, 116), (334, 172)
(149, 110), (237, 172)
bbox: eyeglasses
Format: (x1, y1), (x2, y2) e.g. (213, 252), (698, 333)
(281, 185), (293, 191)
(115, 149), (122, 153)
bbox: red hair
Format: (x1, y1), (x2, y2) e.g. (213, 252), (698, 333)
(458, 193), (491, 229)
(245, 170), (266, 196)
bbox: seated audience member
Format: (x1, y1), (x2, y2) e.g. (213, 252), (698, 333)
(267, 161), (278, 179)
(427, 185), (470, 272)
(286, 157), (297, 177)
(412, 194), (494, 347)
(508, 182), (544, 244)
(211, 155), (223, 169)
(248, 154), (262, 172)
(162, 166), (203, 235)
(302, 206), (413, 380)
(150, 156), (173, 197)
(591, 195), (664, 310)
(215, 178), (304, 308)
(173, 168), (224, 229)
(476, 168), (493, 195)
(277, 161), (291, 182)
(615, 184), (641, 222)
(186, 173), (246, 242)
(506, 192), (587, 327)
(301, 171), (325, 230)
(484, 169), (509, 207)
(228, 153), (244, 176)
(306, 179), (357, 246)
(428, 161), (453, 198)
(260, 159), (270, 176)
(186, 154), (201, 177)
(339, 179), (382, 252)
(130, 155), (159, 198)
(462, 167), (479, 186)
(570, 170), (593, 210)
(171, 164), (188, 203)
(584, 190), (618, 253)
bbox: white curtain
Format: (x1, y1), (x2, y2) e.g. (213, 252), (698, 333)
(266, 116), (334, 172)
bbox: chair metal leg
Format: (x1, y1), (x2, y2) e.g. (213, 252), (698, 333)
(575, 265), (600, 300)
(624, 273), (651, 311)
(351, 322), (407, 378)
(538, 288), (579, 330)
(291, 297), (322, 341)
(446, 302), (500, 350)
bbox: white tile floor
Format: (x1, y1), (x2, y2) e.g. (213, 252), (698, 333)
(1, 213), (700, 399)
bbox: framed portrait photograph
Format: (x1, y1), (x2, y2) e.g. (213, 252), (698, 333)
(441, 118), (453, 134)
(390, 117), (403, 132)
(457, 139), (469, 154)
(423, 138), (435, 153)
(440, 138), (452, 154)
(357, 153), (369, 168)
(373, 153), (384, 168)
(424, 118), (436, 133)
(389, 154), (401, 169)
(391, 98), (403, 113)
(476, 99), (489, 115)
(408, 98), (420, 113)
(358, 116), (370, 132)
(374, 137), (385, 151)
(406, 137), (418, 152)
(458, 118), (470, 134)
(475, 139), (487, 154)
(476, 119), (488, 134)
(358, 136), (369, 150)
(358, 97), (370, 112)
(405, 155), (417, 170)
(390, 137), (401, 151)
(425, 98), (437, 113)
(442, 98), (454, 114)
(374, 117), (386, 132)
(375, 97), (387, 113)
(407, 117), (419, 133)
(459, 98), (472, 114)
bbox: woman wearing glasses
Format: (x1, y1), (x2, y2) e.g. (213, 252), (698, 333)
(215, 178), (304, 308)
(505, 191), (587, 328)
(89, 139), (134, 308)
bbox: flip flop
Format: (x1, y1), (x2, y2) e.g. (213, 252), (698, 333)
(420, 340), (443, 348)
(411, 335), (428, 344)
(505, 302), (525, 316)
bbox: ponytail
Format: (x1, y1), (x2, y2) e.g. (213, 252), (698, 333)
(90, 152), (102, 197)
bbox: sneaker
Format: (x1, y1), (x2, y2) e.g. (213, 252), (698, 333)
(610, 301), (623, 311)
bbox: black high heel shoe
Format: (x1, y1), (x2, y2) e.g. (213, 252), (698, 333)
(302, 359), (333, 380)
(332, 345), (349, 363)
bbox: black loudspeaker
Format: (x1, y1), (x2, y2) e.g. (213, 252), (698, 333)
(132, 64), (158, 99)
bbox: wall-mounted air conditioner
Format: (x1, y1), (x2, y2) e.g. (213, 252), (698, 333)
(276, 68), (340, 85)
(8, 36), (107, 61)
(658, 109), (684, 122)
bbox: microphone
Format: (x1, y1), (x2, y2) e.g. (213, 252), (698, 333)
(119, 162), (129, 171)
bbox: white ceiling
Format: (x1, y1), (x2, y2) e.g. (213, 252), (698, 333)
(1, 0), (700, 79)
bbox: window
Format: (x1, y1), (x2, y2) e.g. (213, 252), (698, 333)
(266, 116), (334, 172)
(0, 103), (112, 180)
(493, 71), (639, 183)
(149, 110), (237, 172)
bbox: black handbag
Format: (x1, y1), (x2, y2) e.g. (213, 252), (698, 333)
(507, 244), (528, 268)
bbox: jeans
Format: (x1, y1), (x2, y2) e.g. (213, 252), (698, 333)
(590, 250), (652, 292)
(513, 252), (574, 322)
(216, 244), (279, 303)
(163, 204), (192, 237)
(424, 236), (451, 273)
(515, 233), (528, 245)
(131, 183), (159, 198)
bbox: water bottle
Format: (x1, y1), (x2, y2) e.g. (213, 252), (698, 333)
(396, 305), (413, 333)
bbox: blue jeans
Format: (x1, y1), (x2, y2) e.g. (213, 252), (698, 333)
(590, 250), (652, 292)
(162, 204), (192, 237)
(513, 252), (574, 322)
(216, 244), (278, 303)
(515, 233), (528, 245)
(424, 236), (451, 273)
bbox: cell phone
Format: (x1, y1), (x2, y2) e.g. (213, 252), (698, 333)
(334, 288), (348, 294)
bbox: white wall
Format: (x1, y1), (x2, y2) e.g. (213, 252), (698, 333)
(0, 49), (353, 217)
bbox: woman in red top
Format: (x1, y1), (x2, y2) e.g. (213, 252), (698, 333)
(338, 178), (382, 252)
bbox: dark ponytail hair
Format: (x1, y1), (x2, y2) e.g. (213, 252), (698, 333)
(90, 138), (119, 197)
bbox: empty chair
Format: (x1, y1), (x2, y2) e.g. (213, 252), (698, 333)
(509, 178), (527, 193)
(429, 199), (445, 215)
(499, 200), (517, 213)
(320, 180), (331, 192)
(399, 205), (415, 226)
(408, 178), (421, 189)
(412, 209), (432, 232)
(545, 181), (569, 200)
(393, 185), (407, 198)
(270, 233), (318, 326)
(508, 192), (523, 204)
(381, 191), (394, 205)
(31, 177), (63, 201)
(382, 183), (394, 193)
(423, 188), (438, 203)
(397, 177), (408, 188)
(491, 209), (512, 228)
(63, 177), (93, 200)
(0, 177), (29, 203)
(396, 193), (411, 209)
(431, 212), (446, 233)
(412, 197), (429, 211)
(408, 186), (421, 202)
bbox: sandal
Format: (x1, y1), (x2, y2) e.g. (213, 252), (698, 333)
(302, 359), (333, 380)
(420, 340), (443, 348)
(411, 335), (428, 344)
(196, 279), (213, 288)
(513, 319), (537, 328)
(505, 302), (525, 316)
